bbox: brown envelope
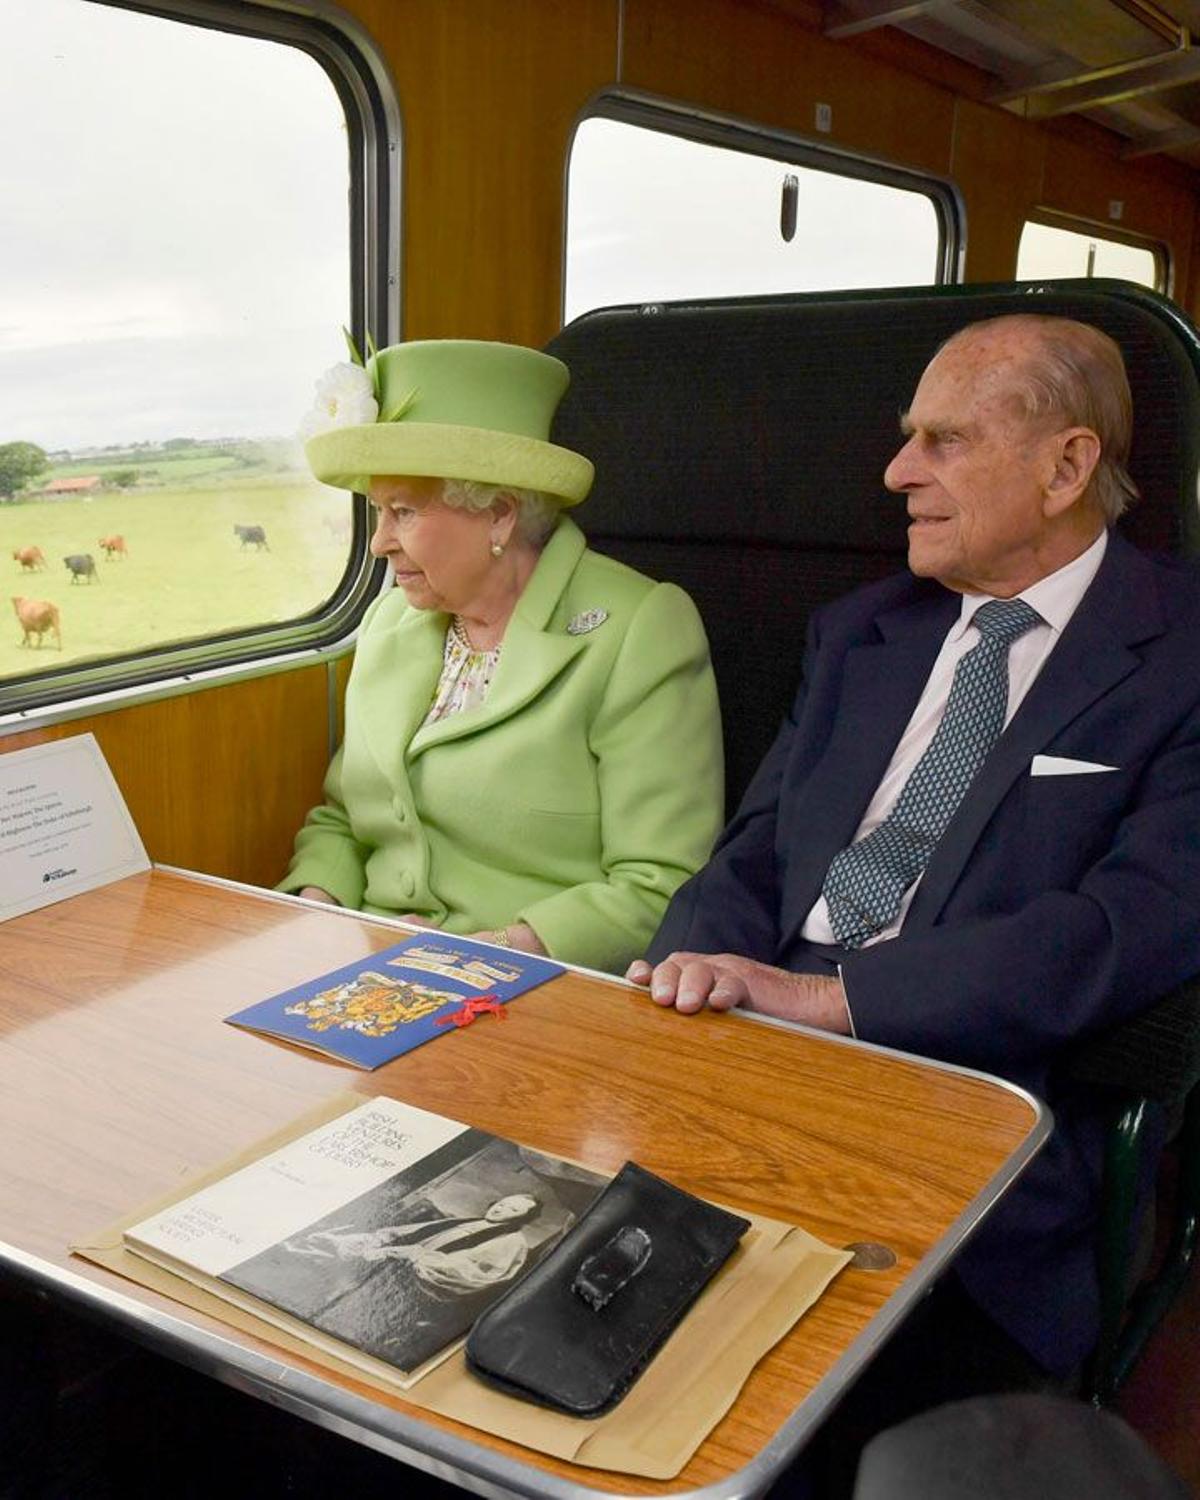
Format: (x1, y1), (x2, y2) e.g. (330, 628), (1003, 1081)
(72, 1093), (851, 1480)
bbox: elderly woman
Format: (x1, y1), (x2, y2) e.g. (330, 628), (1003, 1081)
(281, 338), (722, 973)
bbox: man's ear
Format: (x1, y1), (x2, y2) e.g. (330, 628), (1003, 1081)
(1043, 427), (1101, 518)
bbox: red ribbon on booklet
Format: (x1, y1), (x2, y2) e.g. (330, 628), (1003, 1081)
(435, 995), (508, 1028)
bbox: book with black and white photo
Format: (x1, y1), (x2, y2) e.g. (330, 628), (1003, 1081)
(122, 1096), (608, 1388)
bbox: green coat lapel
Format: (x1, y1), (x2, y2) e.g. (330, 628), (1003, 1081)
(408, 518), (590, 758)
(353, 600), (446, 786)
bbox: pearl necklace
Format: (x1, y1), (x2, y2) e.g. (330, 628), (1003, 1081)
(450, 615), (502, 659)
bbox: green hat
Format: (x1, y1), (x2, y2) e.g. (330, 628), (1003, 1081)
(302, 339), (594, 505)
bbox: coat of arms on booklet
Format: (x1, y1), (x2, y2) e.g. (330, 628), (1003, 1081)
(121, 1096), (609, 1388)
(225, 933), (563, 1068)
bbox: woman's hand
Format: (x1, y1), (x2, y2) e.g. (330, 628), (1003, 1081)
(469, 921), (547, 956)
(298, 885), (338, 905)
(395, 914), (441, 930)
(363, 1245), (413, 1264)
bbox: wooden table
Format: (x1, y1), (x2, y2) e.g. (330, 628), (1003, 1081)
(0, 867), (1047, 1498)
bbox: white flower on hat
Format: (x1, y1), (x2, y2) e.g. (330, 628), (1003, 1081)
(299, 361), (379, 441)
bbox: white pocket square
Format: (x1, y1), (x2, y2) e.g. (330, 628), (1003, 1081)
(1030, 754), (1119, 777)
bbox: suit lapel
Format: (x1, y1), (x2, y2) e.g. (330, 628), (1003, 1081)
(907, 533), (1165, 929)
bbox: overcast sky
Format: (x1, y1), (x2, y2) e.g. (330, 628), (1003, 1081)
(0, 0), (350, 451)
(2, 1), (1159, 456)
(565, 118), (943, 322)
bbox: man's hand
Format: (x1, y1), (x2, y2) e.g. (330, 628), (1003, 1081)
(625, 952), (851, 1034)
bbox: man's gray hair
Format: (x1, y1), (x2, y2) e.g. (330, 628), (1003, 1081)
(440, 478), (560, 546)
(942, 313), (1139, 523)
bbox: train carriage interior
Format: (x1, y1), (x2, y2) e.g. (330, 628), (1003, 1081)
(3, 0), (1200, 1495)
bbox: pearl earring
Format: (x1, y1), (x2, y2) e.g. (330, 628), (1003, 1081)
(490, 541), (505, 558)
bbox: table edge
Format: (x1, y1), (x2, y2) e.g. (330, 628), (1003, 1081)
(12, 864), (1051, 1499)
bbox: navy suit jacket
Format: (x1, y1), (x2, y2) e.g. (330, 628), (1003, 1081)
(650, 532), (1200, 1373)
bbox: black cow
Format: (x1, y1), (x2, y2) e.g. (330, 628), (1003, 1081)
(63, 553), (97, 584)
(234, 524), (269, 550)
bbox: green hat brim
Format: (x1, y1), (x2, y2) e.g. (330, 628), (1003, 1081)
(305, 421), (594, 506)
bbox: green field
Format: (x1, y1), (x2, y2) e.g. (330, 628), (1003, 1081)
(48, 452), (246, 483)
(1, 471), (356, 679)
(44, 440), (298, 490)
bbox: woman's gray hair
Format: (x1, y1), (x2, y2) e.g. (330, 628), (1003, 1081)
(942, 313), (1139, 523)
(440, 478), (560, 546)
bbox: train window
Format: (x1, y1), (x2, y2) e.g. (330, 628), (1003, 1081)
(0, 0), (396, 713)
(1017, 220), (1165, 292)
(564, 110), (953, 323)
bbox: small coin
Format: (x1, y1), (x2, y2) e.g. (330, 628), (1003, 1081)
(844, 1241), (897, 1271)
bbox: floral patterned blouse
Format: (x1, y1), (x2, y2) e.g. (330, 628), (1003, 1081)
(422, 616), (502, 725)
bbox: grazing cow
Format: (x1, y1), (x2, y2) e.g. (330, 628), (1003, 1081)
(11, 546), (46, 572)
(98, 534), (127, 560)
(63, 553), (97, 583)
(11, 597), (61, 649)
(234, 524), (269, 550)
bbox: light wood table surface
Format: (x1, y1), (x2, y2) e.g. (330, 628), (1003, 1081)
(0, 868), (1046, 1498)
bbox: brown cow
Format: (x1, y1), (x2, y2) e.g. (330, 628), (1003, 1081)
(11, 546), (46, 572)
(11, 596), (61, 649)
(99, 534), (127, 559)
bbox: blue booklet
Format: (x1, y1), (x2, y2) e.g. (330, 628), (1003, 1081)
(226, 933), (563, 1069)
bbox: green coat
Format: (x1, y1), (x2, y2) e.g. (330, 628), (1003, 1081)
(282, 519), (723, 972)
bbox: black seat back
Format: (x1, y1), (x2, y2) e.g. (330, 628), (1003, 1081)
(548, 281), (1200, 809)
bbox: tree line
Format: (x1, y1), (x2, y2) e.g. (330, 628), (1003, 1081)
(0, 443), (47, 500)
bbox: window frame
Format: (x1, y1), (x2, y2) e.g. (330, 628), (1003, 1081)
(561, 89), (964, 326)
(0, 0), (399, 720)
(1018, 210), (1170, 296)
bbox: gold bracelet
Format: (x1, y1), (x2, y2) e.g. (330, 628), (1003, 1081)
(490, 926), (513, 947)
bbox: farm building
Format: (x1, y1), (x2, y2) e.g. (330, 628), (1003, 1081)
(39, 475), (101, 495)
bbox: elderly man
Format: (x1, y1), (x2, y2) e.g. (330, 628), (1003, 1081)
(630, 314), (1200, 1400)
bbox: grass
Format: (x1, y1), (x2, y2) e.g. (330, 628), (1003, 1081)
(1, 471), (356, 679)
(49, 453), (243, 482)
(45, 441), (297, 487)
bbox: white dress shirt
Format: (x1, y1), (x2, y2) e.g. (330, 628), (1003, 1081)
(802, 529), (1109, 948)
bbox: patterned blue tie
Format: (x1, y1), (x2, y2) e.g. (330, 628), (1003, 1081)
(822, 597), (1042, 950)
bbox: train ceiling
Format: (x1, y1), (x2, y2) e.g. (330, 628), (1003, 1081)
(821, 0), (1200, 163)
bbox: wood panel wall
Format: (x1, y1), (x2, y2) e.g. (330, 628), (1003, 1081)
(4, 0), (1197, 890)
(0, 665), (331, 889)
(349, 0), (619, 343)
(338, 0), (1200, 346)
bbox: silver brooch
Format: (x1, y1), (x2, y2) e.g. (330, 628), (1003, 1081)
(567, 608), (608, 636)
